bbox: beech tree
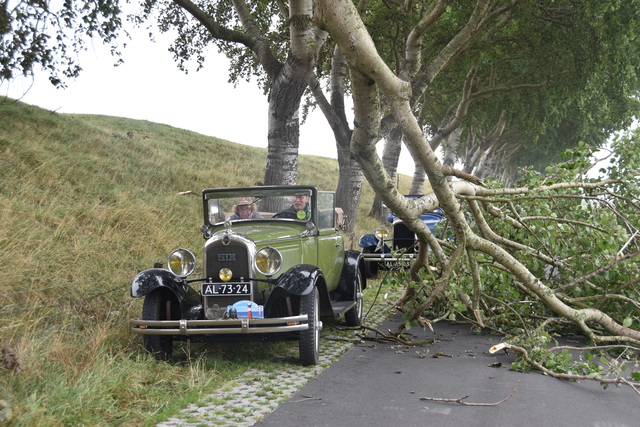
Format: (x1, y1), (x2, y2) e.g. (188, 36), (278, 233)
(309, 45), (363, 233)
(137, 0), (325, 188)
(317, 0), (640, 382)
(358, 0), (640, 212)
(149, 0), (367, 227)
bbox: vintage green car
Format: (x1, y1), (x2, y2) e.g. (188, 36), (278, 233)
(130, 185), (366, 365)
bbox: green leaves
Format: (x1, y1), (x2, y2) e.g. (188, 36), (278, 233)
(1, 0), (124, 87)
(395, 131), (640, 378)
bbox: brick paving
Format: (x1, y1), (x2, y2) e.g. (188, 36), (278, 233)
(157, 284), (400, 426)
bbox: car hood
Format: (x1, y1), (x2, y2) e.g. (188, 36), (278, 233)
(212, 222), (309, 245)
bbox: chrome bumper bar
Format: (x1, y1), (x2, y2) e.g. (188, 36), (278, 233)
(360, 253), (416, 262)
(131, 314), (308, 335)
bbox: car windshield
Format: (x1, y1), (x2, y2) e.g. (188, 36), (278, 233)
(204, 187), (314, 225)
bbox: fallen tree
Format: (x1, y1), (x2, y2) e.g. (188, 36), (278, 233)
(316, 0), (640, 381)
(392, 156), (640, 346)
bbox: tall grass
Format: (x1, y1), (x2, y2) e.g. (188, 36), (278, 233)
(0, 100), (413, 425)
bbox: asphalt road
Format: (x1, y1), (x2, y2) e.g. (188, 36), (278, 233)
(257, 314), (638, 427)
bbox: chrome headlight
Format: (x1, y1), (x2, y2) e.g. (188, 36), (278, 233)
(255, 247), (282, 277)
(167, 248), (196, 278)
(375, 226), (389, 240)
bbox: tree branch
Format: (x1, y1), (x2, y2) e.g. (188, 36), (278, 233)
(420, 381), (520, 406)
(555, 249), (640, 292)
(172, 0), (283, 77)
(489, 343), (640, 396)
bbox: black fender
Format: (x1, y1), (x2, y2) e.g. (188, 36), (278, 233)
(264, 265), (332, 318)
(359, 233), (378, 249)
(337, 250), (367, 301)
(131, 268), (201, 315)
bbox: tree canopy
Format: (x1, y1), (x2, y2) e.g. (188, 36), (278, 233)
(1, 0), (122, 87)
(357, 0), (640, 183)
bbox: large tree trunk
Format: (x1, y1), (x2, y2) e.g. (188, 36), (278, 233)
(442, 127), (462, 180)
(263, 1), (319, 186)
(309, 45), (363, 233)
(331, 46), (364, 233)
(336, 144), (364, 234)
(263, 76), (304, 186)
(176, 0), (323, 188)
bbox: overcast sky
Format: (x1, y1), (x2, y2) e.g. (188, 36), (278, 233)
(1, 26), (417, 175)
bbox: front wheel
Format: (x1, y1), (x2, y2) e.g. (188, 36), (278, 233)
(299, 287), (321, 366)
(344, 268), (364, 327)
(141, 290), (174, 361)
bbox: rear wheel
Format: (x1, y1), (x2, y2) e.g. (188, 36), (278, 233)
(344, 269), (364, 326)
(141, 291), (174, 361)
(299, 287), (320, 366)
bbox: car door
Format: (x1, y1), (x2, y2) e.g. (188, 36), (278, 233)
(315, 192), (345, 291)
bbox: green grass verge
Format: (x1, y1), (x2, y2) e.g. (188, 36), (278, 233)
(0, 99), (407, 425)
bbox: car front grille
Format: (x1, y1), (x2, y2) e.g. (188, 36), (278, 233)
(205, 240), (251, 281)
(203, 238), (254, 320)
(393, 222), (417, 252)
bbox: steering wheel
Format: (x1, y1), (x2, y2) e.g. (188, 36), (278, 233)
(271, 211), (296, 219)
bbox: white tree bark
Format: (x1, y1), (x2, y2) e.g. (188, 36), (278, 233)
(263, 0), (321, 185)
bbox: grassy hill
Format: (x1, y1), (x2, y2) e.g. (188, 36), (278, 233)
(1, 99), (393, 301)
(0, 99), (408, 425)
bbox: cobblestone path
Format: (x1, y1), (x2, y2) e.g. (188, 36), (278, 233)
(157, 284), (400, 426)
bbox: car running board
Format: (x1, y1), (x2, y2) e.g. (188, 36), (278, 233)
(330, 300), (357, 318)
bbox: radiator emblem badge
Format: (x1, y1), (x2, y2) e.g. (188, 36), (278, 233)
(218, 253), (236, 262)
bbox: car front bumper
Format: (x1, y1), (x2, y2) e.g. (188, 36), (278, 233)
(131, 314), (310, 336)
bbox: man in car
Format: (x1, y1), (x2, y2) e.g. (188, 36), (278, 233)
(277, 194), (310, 220)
